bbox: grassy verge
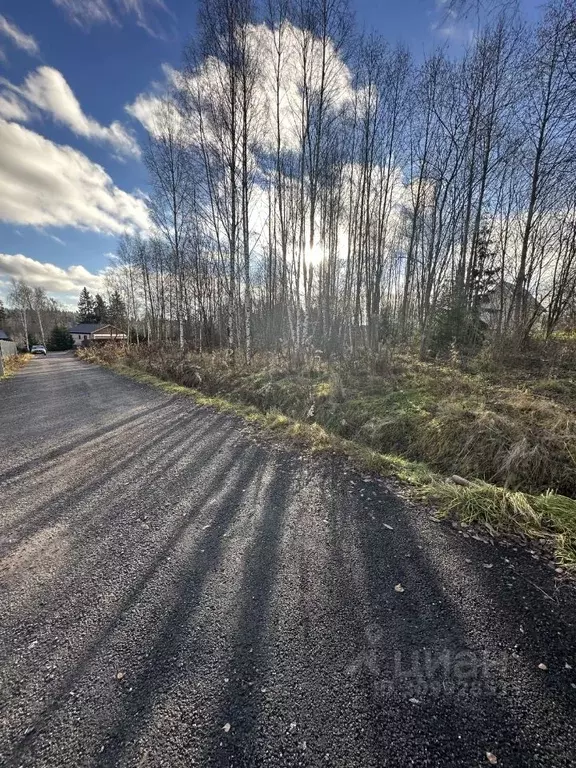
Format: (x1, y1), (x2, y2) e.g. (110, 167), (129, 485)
(78, 345), (576, 570)
(425, 481), (576, 570)
(91, 358), (434, 487)
(0, 353), (32, 380)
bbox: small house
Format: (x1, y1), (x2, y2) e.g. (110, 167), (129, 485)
(480, 281), (544, 330)
(69, 323), (128, 347)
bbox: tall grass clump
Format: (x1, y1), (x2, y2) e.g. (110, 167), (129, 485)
(427, 480), (576, 569)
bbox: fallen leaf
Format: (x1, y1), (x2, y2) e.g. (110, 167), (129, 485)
(483, 563), (493, 569)
(383, 523), (394, 531)
(394, 583), (405, 593)
(223, 723), (231, 733)
(116, 671), (125, 680)
(486, 752), (498, 764)
(565, 662), (573, 670)
(408, 697), (421, 704)
(538, 663), (548, 671)
(289, 722), (297, 732)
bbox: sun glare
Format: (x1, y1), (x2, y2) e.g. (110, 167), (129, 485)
(305, 241), (324, 267)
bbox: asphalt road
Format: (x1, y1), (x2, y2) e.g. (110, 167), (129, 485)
(1, 352), (576, 767)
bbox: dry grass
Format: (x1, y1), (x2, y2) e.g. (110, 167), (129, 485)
(76, 345), (433, 489)
(78, 343), (576, 568)
(77, 344), (576, 493)
(412, 396), (576, 494)
(0, 353), (32, 380)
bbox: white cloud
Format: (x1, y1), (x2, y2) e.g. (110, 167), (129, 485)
(0, 92), (31, 122)
(127, 23), (358, 154)
(125, 62), (180, 136)
(0, 118), (150, 234)
(2, 66), (140, 158)
(0, 253), (106, 296)
(0, 14), (39, 56)
(125, 92), (166, 136)
(53, 0), (170, 38)
(126, 91), (186, 141)
(54, 0), (115, 27)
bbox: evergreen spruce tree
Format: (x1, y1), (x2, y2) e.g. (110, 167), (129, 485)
(430, 227), (500, 357)
(48, 325), (74, 351)
(108, 290), (127, 328)
(77, 287), (96, 323)
(94, 294), (108, 324)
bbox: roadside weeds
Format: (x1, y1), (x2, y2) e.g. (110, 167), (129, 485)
(0, 353), (32, 381)
(77, 348), (576, 572)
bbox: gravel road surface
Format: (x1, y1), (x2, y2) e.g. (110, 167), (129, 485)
(1, 352), (575, 767)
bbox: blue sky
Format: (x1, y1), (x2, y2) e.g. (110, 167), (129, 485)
(0, 0), (539, 306)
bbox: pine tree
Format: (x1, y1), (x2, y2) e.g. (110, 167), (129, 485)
(77, 287), (96, 323)
(94, 294), (108, 324)
(107, 290), (127, 328)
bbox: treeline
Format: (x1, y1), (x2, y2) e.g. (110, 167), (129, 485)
(2, 282), (130, 351)
(76, 287), (127, 327)
(2, 281), (74, 351)
(112, 0), (576, 361)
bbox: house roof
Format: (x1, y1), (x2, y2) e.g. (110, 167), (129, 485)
(484, 281), (544, 312)
(69, 323), (103, 334)
(0, 329), (11, 340)
(69, 323), (127, 336)
(92, 325), (127, 336)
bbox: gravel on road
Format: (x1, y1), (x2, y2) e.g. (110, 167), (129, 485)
(1, 352), (575, 767)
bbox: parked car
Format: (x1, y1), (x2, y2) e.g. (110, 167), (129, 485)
(31, 345), (47, 356)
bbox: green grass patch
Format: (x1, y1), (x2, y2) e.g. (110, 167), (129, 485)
(426, 480), (576, 570)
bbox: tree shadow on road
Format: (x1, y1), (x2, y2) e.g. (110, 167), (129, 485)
(3, 433), (576, 767)
(4, 436), (271, 766)
(200, 458), (575, 767)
